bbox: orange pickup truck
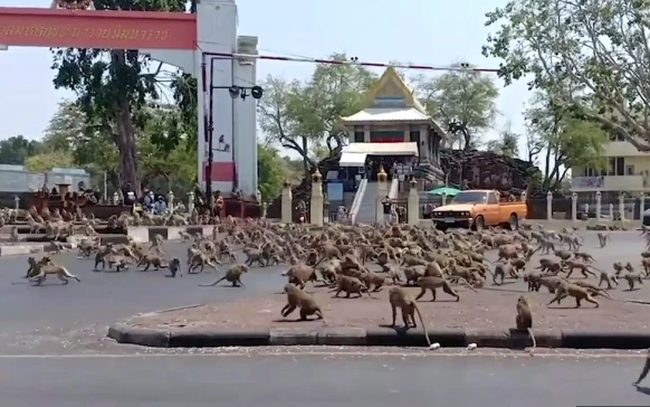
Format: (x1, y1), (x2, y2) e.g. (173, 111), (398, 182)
(430, 189), (527, 231)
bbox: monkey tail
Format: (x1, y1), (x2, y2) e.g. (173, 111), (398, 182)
(413, 304), (432, 347)
(635, 349), (650, 385)
(527, 327), (536, 357)
(456, 277), (478, 293)
(60, 267), (78, 279)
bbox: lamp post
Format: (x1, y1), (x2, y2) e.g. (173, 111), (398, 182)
(201, 54), (264, 203)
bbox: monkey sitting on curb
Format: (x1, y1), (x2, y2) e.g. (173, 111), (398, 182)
(515, 295), (537, 357)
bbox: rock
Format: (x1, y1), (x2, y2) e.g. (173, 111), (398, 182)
(441, 149), (541, 197)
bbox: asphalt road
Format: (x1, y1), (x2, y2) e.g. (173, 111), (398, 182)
(0, 241), (286, 353)
(1, 352), (649, 406)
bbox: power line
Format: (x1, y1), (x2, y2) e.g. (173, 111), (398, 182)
(200, 51), (500, 73)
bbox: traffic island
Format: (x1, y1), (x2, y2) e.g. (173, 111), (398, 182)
(108, 287), (650, 349)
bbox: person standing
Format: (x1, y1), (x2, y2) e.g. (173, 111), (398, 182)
(381, 195), (392, 224)
(122, 183), (137, 206)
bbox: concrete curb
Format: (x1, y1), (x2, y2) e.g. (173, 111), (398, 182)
(0, 243), (56, 256)
(126, 226), (214, 242)
(106, 323), (650, 349)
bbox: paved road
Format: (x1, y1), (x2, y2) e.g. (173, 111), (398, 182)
(0, 241), (286, 353)
(1, 351), (649, 406)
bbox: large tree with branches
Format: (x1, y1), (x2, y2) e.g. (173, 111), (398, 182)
(51, 0), (189, 193)
(483, 0), (650, 150)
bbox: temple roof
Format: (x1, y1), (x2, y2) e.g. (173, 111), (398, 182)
(341, 107), (430, 123)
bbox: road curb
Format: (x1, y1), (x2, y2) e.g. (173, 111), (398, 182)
(0, 243), (53, 256)
(110, 324), (650, 349)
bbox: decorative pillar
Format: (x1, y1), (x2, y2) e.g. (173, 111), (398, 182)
(187, 191), (195, 214)
(168, 191), (175, 213)
(262, 202), (268, 218)
(310, 170), (324, 226)
(520, 191), (527, 203)
(546, 191), (553, 221)
(112, 192), (120, 206)
(641, 192), (645, 219)
(375, 166), (388, 223)
(13, 195), (19, 210)
(595, 191), (602, 220)
(571, 192), (578, 222)
(407, 178), (419, 225)
(609, 203), (614, 220)
(441, 193), (447, 206)
(619, 193), (625, 221)
(281, 179), (292, 223)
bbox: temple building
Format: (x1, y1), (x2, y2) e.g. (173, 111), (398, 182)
(339, 67), (446, 183)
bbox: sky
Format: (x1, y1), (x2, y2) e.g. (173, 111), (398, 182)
(0, 0), (530, 156)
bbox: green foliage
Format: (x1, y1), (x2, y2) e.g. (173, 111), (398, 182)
(0, 136), (42, 165)
(482, 0), (650, 150)
(487, 124), (520, 158)
(414, 63), (499, 150)
(258, 53), (377, 176)
(51, 0), (188, 191)
(25, 151), (75, 172)
(257, 143), (286, 202)
(525, 91), (608, 190)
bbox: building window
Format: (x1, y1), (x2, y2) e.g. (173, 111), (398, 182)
(616, 157), (625, 175)
(354, 131), (364, 143)
(627, 165), (635, 175)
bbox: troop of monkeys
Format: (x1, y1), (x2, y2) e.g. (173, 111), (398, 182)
(17, 212), (650, 358)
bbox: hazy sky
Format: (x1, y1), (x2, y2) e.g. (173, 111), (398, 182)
(0, 0), (529, 151)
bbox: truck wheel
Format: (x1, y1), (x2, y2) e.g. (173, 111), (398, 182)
(508, 213), (519, 230)
(472, 215), (484, 231)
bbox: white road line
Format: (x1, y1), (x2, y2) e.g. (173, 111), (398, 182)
(0, 351), (645, 359)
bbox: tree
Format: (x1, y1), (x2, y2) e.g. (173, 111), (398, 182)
(0, 136), (41, 165)
(25, 151), (75, 172)
(525, 91), (609, 190)
(51, 0), (187, 193)
(483, 0), (650, 151)
(258, 53), (377, 177)
(487, 123), (520, 158)
(414, 63), (499, 150)
(257, 143), (286, 202)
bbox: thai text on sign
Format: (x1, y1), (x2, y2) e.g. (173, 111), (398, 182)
(0, 26), (169, 41)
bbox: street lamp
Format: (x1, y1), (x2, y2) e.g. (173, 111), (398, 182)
(201, 55), (264, 205)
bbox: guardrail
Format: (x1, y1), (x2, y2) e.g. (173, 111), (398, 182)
(349, 178), (368, 224)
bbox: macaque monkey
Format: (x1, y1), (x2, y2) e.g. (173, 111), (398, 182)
(516, 295), (537, 356)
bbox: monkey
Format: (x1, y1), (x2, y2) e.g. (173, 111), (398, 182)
(244, 248), (267, 267)
(188, 253), (220, 274)
(623, 272), (644, 291)
(613, 261), (625, 277)
(9, 226), (19, 245)
(199, 264), (248, 287)
(104, 254), (131, 272)
(415, 276), (460, 302)
(137, 254), (168, 271)
(515, 295), (537, 356)
(634, 348), (650, 386)
(178, 230), (192, 242)
(167, 257), (182, 278)
(149, 233), (165, 254)
(596, 232), (610, 248)
(597, 270), (618, 289)
(492, 262), (515, 285)
(537, 239), (555, 254)
(27, 256), (80, 285)
(358, 272), (387, 292)
(573, 280), (614, 299)
(538, 275), (566, 294)
(573, 251), (595, 263)
(509, 258), (527, 274)
(642, 258), (650, 278)
(388, 287), (431, 347)
(563, 260), (597, 279)
(536, 258), (562, 274)
(330, 275), (372, 298)
(281, 283), (324, 321)
(548, 282), (599, 308)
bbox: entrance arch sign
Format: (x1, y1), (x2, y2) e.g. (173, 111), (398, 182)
(0, 7), (196, 49)
(0, 1), (259, 197)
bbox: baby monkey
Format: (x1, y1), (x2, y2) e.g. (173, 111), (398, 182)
(515, 295), (537, 356)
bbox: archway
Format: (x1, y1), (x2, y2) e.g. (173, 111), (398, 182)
(0, 0), (257, 197)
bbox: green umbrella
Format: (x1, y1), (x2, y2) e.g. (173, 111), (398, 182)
(427, 186), (461, 196)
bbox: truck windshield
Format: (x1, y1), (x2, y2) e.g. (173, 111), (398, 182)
(450, 191), (488, 204)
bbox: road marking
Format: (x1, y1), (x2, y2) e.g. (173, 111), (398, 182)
(0, 350), (645, 359)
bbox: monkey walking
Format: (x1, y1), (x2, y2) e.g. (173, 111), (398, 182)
(199, 264), (248, 287)
(388, 287), (432, 347)
(515, 295), (537, 356)
(634, 349), (650, 386)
